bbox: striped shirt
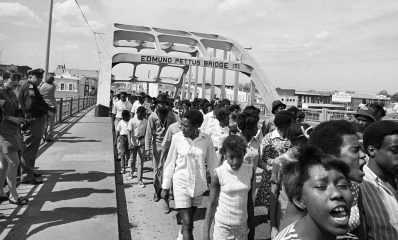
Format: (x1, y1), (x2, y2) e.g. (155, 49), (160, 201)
(274, 222), (359, 240)
(361, 165), (398, 240)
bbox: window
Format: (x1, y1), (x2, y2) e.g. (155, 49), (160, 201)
(60, 83), (65, 90)
(69, 84), (73, 91)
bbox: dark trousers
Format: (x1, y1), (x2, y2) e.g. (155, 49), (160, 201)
(21, 116), (46, 180)
(129, 145), (144, 181)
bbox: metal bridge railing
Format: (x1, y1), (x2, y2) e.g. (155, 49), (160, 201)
(54, 96), (96, 123)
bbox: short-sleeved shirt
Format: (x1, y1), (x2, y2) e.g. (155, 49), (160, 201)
(116, 120), (129, 136)
(131, 100), (142, 115)
(145, 110), (176, 150)
(39, 82), (56, 107)
(208, 125), (229, 150)
(161, 121), (181, 149)
(127, 117), (147, 146)
(18, 81), (49, 117)
(112, 100), (132, 118)
(200, 111), (219, 134)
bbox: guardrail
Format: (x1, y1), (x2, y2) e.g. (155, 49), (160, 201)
(54, 96), (97, 123)
(300, 108), (356, 122)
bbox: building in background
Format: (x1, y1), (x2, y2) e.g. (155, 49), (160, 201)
(276, 87), (298, 107)
(54, 65), (98, 98)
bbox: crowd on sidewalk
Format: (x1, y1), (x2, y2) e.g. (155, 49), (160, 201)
(111, 90), (398, 240)
(0, 69), (57, 217)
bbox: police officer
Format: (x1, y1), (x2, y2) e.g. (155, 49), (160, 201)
(18, 68), (55, 184)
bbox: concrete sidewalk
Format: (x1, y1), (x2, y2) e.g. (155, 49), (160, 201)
(0, 108), (118, 240)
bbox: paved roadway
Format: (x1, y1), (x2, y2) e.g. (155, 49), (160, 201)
(0, 107), (118, 240)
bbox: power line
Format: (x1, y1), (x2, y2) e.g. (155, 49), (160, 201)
(95, 32), (111, 58)
(74, 0), (101, 68)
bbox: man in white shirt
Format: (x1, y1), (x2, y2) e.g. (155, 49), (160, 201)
(131, 92), (145, 117)
(112, 92), (133, 129)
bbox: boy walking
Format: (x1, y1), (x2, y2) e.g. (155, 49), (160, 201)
(128, 106), (147, 188)
(116, 110), (131, 174)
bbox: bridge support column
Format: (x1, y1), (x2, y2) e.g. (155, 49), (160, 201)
(249, 80), (255, 105)
(201, 67), (206, 99)
(187, 66), (192, 101)
(221, 50), (227, 99)
(210, 49), (216, 99)
(233, 71), (239, 103)
(194, 66), (199, 99)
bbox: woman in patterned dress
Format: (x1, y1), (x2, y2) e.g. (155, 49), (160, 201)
(256, 111), (294, 214)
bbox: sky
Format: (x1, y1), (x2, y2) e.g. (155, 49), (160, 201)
(1, 0), (398, 94)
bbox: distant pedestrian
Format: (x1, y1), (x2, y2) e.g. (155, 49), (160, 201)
(203, 135), (255, 240)
(207, 107), (230, 160)
(145, 94), (176, 202)
(39, 74), (57, 142)
(127, 106), (147, 187)
(115, 110), (131, 174)
(112, 92), (132, 130)
(257, 111), (293, 214)
(262, 100), (286, 137)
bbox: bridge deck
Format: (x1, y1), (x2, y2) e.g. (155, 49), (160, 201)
(0, 108), (118, 240)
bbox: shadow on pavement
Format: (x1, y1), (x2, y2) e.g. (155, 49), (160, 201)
(46, 188), (114, 202)
(44, 171), (113, 183)
(56, 139), (102, 143)
(1, 170), (117, 239)
(36, 107), (95, 159)
(4, 207), (116, 240)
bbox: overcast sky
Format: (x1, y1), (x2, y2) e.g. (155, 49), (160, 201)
(1, 0), (398, 93)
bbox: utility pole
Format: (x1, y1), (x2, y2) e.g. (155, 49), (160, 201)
(44, 0), (54, 78)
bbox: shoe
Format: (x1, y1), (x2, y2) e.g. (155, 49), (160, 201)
(161, 199), (170, 214)
(45, 138), (55, 142)
(0, 195), (8, 202)
(9, 196), (29, 205)
(176, 212), (182, 225)
(153, 193), (160, 202)
(138, 181), (145, 188)
(21, 178), (43, 185)
(33, 172), (42, 178)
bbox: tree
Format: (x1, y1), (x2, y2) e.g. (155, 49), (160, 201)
(391, 92), (398, 103)
(378, 90), (389, 97)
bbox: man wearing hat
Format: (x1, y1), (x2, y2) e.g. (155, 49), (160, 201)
(261, 100), (286, 137)
(18, 68), (56, 184)
(145, 94), (176, 203)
